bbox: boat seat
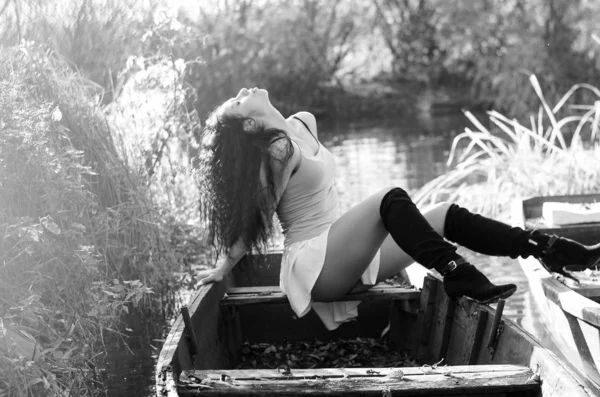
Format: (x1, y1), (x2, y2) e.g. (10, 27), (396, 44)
(180, 364), (539, 396)
(221, 283), (420, 306)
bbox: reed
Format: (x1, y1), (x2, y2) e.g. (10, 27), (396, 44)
(0, 44), (183, 396)
(414, 75), (600, 221)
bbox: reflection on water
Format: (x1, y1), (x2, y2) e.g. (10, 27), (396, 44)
(107, 111), (545, 396)
(321, 123), (451, 212)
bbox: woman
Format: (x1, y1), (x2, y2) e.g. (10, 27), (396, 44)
(197, 87), (600, 330)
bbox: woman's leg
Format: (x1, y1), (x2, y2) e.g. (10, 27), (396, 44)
(311, 187), (392, 302)
(311, 187), (451, 301)
(312, 187), (516, 303)
(444, 203), (600, 273)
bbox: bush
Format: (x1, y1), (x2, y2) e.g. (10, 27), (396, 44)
(0, 44), (183, 396)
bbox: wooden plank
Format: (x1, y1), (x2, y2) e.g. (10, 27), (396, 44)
(572, 286), (600, 300)
(156, 280), (234, 396)
(191, 364), (532, 378)
(521, 194), (600, 220)
(228, 283), (404, 295)
(541, 277), (600, 328)
(469, 303), (596, 397)
(563, 311), (600, 387)
(415, 276), (438, 363)
(457, 300), (489, 365)
(181, 365), (537, 396)
(221, 285), (420, 306)
(428, 277), (455, 363)
(518, 194), (600, 245)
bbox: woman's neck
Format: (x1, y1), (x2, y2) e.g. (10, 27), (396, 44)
(257, 106), (292, 135)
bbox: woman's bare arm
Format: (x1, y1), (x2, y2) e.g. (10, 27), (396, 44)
(197, 238), (247, 285)
(198, 137), (300, 285)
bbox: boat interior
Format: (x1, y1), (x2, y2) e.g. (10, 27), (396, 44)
(156, 252), (595, 396)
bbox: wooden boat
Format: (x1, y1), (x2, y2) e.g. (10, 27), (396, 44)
(156, 252), (596, 396)
(512, 193), (600, 393)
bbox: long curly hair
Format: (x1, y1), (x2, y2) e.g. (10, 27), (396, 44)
(197, 109), (294, 255)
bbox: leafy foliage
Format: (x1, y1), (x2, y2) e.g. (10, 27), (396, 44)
(0, 0), (156, 103)
(238, 338), (418, 370)
(0, 44), (186, 396)
(373, 0), (600, 116)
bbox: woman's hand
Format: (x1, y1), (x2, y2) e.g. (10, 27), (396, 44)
(196, 267), (226, 286)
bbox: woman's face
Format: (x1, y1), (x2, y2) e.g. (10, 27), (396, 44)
(219, 87), (271, 119)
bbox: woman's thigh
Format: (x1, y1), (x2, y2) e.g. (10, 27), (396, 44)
(311, 187), (392, 301)
(311, 188), (451, 301)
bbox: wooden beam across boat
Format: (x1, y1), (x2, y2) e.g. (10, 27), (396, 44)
(180, 365), (538, 396)
(221, 284), (421, 306)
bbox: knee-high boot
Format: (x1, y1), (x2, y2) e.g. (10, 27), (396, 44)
(379, 188), (516, 303)
(444, 204), (600, 273)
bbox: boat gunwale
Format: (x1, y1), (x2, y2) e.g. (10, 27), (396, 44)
(156, 281), (229, 396)
(511, 195), (600, 327)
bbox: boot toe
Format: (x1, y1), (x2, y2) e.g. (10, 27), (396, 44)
(443, 263), (517, 304)
(477, 284), (517, 304)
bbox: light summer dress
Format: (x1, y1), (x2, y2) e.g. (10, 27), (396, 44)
(276, 117), (381, 330)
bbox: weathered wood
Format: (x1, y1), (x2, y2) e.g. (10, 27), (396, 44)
(157, 235), (600, 397)
(227, 284), (405, 294)
(513, 194), (600, 392)
(415, 276), (438, 363)
(520, 194), (600, 219)
(468, 303), (595, 397)
(446, 299), (489, 366)
(571, 285), (600, 301)
(519, 194), (600, 245)
(180, 365), (537, 396)
(427, 277), (455, 363)
(461, 302), (488, 365)
(156, 281), (234, 396)
(180, 307), (199, 358)
(190, 364), (532, 378)
(541, 277), (600, 328)
(485, 299), (505, 360)
(222, 284), (420, 306)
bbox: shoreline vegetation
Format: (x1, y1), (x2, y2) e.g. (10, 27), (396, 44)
(1, 1), (599, 395)
(0, 46), (186, 396)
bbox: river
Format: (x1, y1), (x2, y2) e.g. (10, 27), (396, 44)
(103, 110), (544, 396)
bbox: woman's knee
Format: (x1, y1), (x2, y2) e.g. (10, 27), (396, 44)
(421, 201), (452, 236)
(379, 186), (413, 226)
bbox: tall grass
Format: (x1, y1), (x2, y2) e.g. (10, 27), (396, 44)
(415, 75), (600, 220)
(0, 0), (156, 101)
(0, 44), (186, 396)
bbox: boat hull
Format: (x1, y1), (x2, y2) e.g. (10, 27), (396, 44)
(157, 251), (597, 396)
(512, 194), (600, 392)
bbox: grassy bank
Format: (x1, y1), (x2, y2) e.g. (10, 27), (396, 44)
(0, 45), (195, 396)
(415, 75), (600, 218)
